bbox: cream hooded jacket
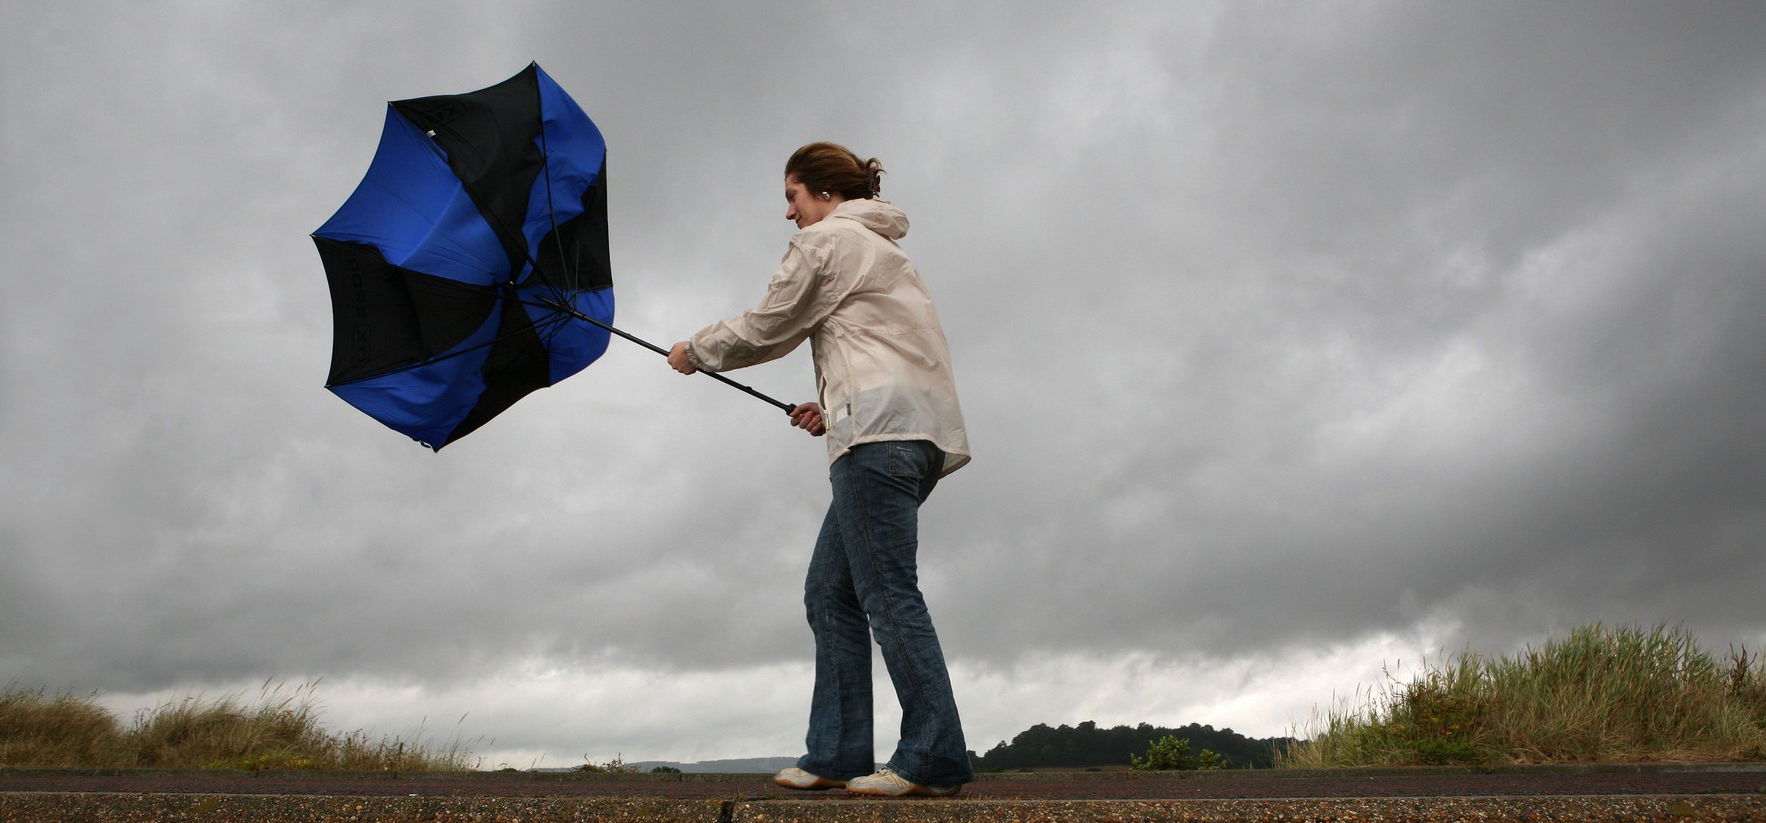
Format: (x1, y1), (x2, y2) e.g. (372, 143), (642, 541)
(689, 199), (970, 477)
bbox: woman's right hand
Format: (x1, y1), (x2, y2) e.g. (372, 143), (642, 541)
(789, 402), (826, 437)
(666, 341), (696, 374)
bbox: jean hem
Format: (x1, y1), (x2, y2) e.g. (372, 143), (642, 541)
(794, 757), (873, 782)
(884, 758), (974, 788)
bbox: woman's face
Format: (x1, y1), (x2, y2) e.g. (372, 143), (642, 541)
(785, 176), (841, 229)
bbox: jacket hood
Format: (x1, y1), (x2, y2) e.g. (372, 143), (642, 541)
(827, 198), (908, 240)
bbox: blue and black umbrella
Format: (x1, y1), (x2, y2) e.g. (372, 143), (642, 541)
(313, 63), (787, 449)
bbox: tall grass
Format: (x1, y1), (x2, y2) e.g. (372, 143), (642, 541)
(0, 681), (476, 771)
(1281, 623), (1766, 767)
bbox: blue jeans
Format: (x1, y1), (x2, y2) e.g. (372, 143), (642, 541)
(796, 440), (973, 786)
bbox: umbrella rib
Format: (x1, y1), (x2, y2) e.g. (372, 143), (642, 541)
(418, 118), (555, 294)
(414, 104), (573, 307)
(535, 90), (577, 296)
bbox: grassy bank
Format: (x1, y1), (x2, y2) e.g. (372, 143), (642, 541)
(1282, 623), (1766, 767)
(0, 682), (474, 771)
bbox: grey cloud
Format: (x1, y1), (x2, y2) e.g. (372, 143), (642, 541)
(3, 0), (1763, 755)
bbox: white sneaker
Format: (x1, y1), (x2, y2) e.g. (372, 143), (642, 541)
(772, 767), (845, 790)
(844, 768), (961, 797)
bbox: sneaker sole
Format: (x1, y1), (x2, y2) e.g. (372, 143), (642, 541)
(845, 784), (961, 798)
(774, 775), (846, 791)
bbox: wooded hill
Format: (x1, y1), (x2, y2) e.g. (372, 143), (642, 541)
(970, 721), (1294, 770)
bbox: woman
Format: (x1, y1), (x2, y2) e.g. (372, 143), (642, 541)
(667, 142), (972, 797)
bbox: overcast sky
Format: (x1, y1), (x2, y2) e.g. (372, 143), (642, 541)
(3, 1), (1763, 768)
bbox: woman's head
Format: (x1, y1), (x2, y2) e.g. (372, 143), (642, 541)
(783, 142), (883, 228)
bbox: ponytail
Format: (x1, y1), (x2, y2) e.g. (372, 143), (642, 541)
(785, 142), (885, 200)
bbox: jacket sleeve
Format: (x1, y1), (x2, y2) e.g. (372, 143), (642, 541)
(689, 234), (843, 372)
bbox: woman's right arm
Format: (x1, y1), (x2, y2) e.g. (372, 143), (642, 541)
(686, 236), (841, 373)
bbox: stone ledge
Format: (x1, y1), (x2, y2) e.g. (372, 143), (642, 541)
(4, 761), (1762, 783)
(0, 792), (728, 823)
(739, 796), (1766, 822)
(5, 793), (1766, 823)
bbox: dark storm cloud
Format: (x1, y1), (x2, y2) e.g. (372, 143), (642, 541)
(3, 0), (1763, 733)
(938, 1), (1766, 660)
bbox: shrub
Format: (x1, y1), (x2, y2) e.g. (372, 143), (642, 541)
(1131, 736), (1225, 771)
(580, 754), (640, 774)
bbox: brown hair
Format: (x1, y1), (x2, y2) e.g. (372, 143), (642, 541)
(784, 142), (884, 200)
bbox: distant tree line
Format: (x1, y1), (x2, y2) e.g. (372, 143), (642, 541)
(969, 721), (1294, 770)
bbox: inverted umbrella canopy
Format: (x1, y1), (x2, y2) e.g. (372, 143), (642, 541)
(313, 62), (612, 449)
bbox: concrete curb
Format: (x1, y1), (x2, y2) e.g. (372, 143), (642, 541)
(740, 796), (1766, 822)
(4, 760), (1761, 782)
(0, 792), (725, 822)
(4, 792), (1766, 822)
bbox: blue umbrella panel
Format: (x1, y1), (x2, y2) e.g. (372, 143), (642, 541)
(313, 63), (612, 449)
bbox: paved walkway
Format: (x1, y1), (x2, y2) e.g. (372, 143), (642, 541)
(2, 763), (1763, 821)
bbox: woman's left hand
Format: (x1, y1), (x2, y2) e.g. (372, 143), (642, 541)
(789, 402), (826, 437)
(667, 341), (696, 374)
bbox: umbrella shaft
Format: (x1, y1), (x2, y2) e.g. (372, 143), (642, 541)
(539, 299), (796, 414)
